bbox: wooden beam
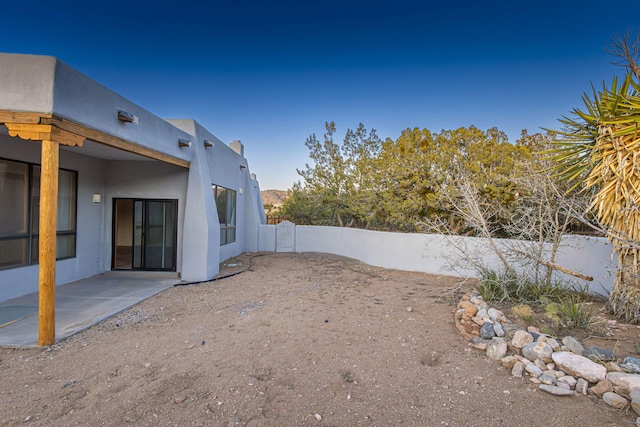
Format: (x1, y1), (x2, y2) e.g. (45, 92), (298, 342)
(4, 123), (85, 147)
(42, 116), (190, 168)
(0, 111), (190, 168)
(38, 139), (59, 346)
(0, 111), (51, 124)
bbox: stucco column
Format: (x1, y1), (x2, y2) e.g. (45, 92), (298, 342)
(38, 139), (59, 346)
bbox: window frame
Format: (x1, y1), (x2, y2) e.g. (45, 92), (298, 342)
(212, 184), (237, 245)
(0, 157), (78, 270)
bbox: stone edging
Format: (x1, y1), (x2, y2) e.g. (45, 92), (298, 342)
(455, 292), (640, 422)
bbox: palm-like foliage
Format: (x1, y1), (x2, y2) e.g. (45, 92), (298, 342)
(549, 73), (640, 322)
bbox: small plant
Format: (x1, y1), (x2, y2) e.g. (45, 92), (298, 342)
(511, 304), (536, 325)
(545, 302), (562, 325)
(475, 270), (510, 303)
(558, 296), (597, 331)
(539, 324), (555, 335)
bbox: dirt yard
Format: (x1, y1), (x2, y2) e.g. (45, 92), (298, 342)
(0, 253), (633, 426)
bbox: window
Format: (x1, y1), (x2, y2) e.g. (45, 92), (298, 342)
(0, 158), (77, 269)
(213, 184), (236, 245)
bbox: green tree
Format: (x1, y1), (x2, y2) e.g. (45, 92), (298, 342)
(287, 122), (382, 227)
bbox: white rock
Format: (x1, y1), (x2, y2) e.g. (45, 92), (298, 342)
(630, 388), (640, 415)
(603, 391), (628, 409)
(557, 375), (577, 388)
(575, 378), (589, 395)
(552, 351), (607, 383)
(486, 337), (508, 361)
(539, 384), (574, 396)
(607, 372), (640, 399)
(525, 362), (543, 378)
(511, 330), (534, 349)
(562, 336), (585, 355)
(512, 361), (525, 378)
(487, 308), (503, 320)
(314, 413), (322, 422)
(523, 341), (554, 364)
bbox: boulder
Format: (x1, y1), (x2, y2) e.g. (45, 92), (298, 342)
(607, 372), (640, 399)
(552, 351), (607, 383)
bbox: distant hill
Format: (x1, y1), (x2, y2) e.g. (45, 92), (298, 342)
(261, 189), (289, 213)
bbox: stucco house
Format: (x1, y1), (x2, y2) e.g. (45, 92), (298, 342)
(0, 53), (266, 343)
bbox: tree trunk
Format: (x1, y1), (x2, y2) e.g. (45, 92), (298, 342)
(608, 250), (640, 323)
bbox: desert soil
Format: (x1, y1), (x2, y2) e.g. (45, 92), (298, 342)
(0, 252), (634, 426)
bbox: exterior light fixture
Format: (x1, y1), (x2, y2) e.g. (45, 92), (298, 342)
(178, 139), (191, 148)
(239, 165), (246, 169)
(204, 139), (214, 148)
(117, 110), (135, 123)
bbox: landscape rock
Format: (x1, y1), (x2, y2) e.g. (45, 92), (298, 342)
(538, 336), (560, 352)
(487, 308), (503, 321)
(539, 374), (556, 385)
(522, 341), (554, 364)
(501, 355), (517, 370)
(533, 359), (547, 372)
(590, 379), (613, 398)
(512, 361), (525, 378)
(630, 387), (640, 415)
(575, 378), (589, 395)
(607, 372), (640, 399)
(557, 375), (577, 388)
(552, 351), (607, 383)
(486, 337), (508, 361)
(583, 346), (615, 362)
(539, 384), (574, 396)
(470, 337), (487, 351)
(602, 392), (628, 409)
(511, 330), (534, 349)
(480, 322), (496, 339)
(562, 336), (585, 355)
(525, 362), (543, 378)
(621, 357), (640, 374)
(458, 301), (478, 318)
(454, 291), (635, 418)
(501, 323), (522, 340)
(493, 321), (505, 337)
(476, 308), (490, 322)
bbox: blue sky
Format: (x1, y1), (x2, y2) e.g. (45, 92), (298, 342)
(2, 1), (640, 190)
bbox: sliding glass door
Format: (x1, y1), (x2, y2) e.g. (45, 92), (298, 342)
(113, 199), (177, 271)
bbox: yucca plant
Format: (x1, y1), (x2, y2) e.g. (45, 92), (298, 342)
(549, 73), (640, 323)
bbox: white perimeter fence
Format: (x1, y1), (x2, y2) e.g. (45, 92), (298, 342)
(258, 222), (617, 296)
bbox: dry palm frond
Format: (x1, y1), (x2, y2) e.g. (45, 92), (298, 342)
(547, 74), (640, 254)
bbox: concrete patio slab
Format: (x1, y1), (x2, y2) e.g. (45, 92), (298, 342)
(0, 271), (180, 348)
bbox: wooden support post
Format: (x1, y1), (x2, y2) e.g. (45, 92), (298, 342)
(38, 139), (59, 346)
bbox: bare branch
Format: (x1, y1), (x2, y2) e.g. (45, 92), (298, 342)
(605, 29), (640, 80)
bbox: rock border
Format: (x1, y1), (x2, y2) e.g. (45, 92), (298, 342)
(455, 291), (640, 422)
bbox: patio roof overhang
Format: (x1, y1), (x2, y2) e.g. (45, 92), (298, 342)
(0, 110), (190, 346)
(0, 111), (190, 168)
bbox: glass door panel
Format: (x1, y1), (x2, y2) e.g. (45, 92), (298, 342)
(113, 199), (177, 271)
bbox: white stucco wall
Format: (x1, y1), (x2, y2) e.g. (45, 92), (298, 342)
(0, 132), (107, 301)
(0, 53), (56, 113)
(103, 160), (189, 272)
(259, 224), (616, 297)
(0, 53), (267, 299)
(167, 119), (265, 279)
(0, 53), (196, 164)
